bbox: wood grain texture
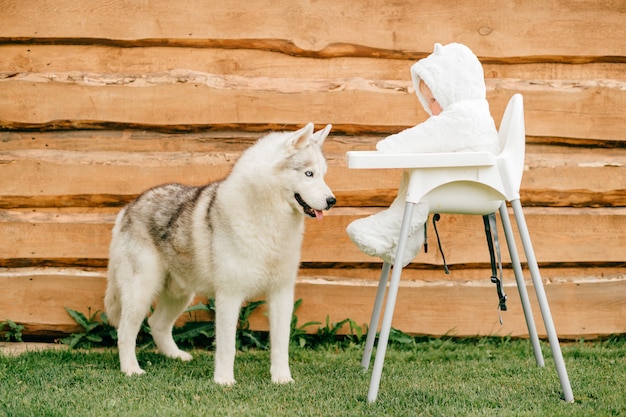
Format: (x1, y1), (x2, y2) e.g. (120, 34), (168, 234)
(1, 207), (625, 265)
(3, 45), (626, 80)
(1, 77), (624, 140)
(1, 0), (624, 58)
(1, 135), (623, 207)
(1, 267), (624, 339)
(0, 0), (624, 340)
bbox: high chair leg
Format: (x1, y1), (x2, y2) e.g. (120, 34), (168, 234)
(511, 199), (574, 403)
(361, 262), (392, 370)
(498, 203), (545, 367)
(367, 202), (416, 403)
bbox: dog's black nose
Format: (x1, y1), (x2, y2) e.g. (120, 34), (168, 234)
(326, 196), (337, 209)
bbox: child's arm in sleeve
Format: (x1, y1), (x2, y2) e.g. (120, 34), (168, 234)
(376, 111), (483, 154)
(376, 117), (448, 153)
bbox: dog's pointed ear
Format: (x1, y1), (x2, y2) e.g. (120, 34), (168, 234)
(311, 124), (332, 146)
(288, 122), (314, 150)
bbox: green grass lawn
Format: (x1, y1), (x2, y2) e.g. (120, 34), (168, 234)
(1, 338), (625, 416)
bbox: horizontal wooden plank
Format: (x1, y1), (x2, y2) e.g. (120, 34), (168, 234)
(490, 80), (625, 142)
(303, 207), (626, 265)
(1, 133), (623, 207)
(287, 276), (626, 340)
(0, 130), (261, 153)
(0, 269), (107, 336)
(1, 267), (625, 339)
(1, 207), (625, 265)
(1, 77), (623, 141)
(3, 45), (625, 81)
(0, 74), (417, 131)
(1, 0), (624, 58)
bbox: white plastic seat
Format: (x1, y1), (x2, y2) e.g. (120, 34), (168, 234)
(347, 94), (574, 403)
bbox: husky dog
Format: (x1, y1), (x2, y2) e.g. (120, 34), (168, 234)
(104, 123), (335, 385)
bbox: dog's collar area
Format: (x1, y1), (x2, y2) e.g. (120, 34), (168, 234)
(294, 193), (318, 218)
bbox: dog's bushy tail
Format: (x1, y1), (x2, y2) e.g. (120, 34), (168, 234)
(104, 271), (121, 328)
(104, 209), (125, 328)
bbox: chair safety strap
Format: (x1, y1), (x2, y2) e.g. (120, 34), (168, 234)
(429, 213), (506, 323)
(483, 213), (508, 324)
(423, 218), (428, 254)
(432, 214), (450, 274)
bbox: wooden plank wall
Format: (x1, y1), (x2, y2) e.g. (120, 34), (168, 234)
(1, 1), (625, 340)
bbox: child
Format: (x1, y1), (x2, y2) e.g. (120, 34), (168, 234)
(347, 42), (500, 266)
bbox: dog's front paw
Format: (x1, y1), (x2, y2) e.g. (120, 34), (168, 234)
(271, 363), (293, 384)
(122, 367), (146, 376)
(214, 375), (236, 386)
(271, 374), (295, 384)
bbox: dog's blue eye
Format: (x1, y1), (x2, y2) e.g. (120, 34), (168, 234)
(305, 171), (314, 177)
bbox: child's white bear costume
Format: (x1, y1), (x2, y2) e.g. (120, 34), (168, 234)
(347, 43), (500, 266)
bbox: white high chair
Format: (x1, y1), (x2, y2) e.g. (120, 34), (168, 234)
(347, 94), (574, 403)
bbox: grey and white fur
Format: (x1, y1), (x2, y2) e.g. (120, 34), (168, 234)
(104, 123), (335, 384)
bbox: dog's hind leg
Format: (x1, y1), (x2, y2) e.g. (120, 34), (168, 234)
(213, 293), (244, 385)
(116, 254), (162, 376)
(117, 293), (154, 376)
(148, 290), (194, 362)
(268, 285), (295, 384)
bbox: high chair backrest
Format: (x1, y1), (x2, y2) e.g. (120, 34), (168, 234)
(495, 93), (525, 201)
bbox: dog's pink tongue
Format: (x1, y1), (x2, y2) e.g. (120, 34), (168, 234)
(315, 210), (324, 221)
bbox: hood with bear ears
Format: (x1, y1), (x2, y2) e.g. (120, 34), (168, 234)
(411, 43), (486, 115)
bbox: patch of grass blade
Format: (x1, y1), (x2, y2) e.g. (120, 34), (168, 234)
(4, 303), (626, 415)
(1, 338), (626, 416)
